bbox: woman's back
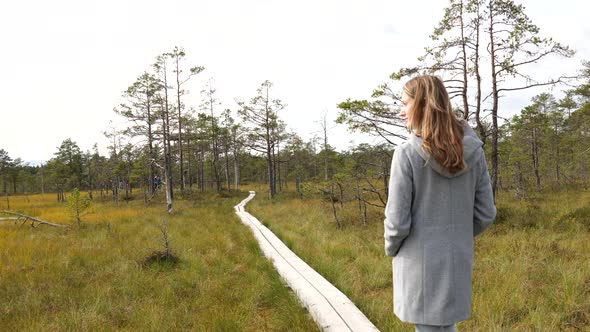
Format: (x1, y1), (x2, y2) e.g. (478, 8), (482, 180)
(385, 75), (496, 329)
(385, 121), (496, 325)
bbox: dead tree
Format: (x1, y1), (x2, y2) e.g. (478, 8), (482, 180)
(0, 211), (68, 227)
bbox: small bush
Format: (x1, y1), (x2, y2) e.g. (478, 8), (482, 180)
(67, 188), (91, 227)
(141, 219), (180, 270)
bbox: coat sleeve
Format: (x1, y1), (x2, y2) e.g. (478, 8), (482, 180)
(384, 147), (413, 257)
(473, 152), (496, 237)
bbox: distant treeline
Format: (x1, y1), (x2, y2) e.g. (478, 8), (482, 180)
(3, 0), (590, 208)
(2, 75), (590, 202)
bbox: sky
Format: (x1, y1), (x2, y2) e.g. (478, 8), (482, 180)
(1, 0), (588, 164)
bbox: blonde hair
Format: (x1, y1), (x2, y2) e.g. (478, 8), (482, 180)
(404, 75), (465, 174)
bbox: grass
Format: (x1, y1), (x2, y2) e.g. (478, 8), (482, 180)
(0, 191), (319, 331)
(247, 189), (590, 332)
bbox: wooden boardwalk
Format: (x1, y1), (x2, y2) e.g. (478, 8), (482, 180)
(234, 191), (380, 332)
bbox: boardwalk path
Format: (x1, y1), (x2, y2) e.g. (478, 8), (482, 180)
(234, 191), (380, 332)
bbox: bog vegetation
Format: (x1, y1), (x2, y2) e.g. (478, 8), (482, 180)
(1, 0), (590, 331)
(248, 187), (590, 331)
(0, 192), (319, 331)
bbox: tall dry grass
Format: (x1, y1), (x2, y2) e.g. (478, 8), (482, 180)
(0, 191), (318, 331)
(248, 189), (590, 331)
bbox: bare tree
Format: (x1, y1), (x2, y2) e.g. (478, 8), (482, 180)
(486, 0), (574, 197)
(168, 46), (205, 193)
(317, 110), (334, 181)
(237, 80), (286, 199)
(201, 79), (222, 192)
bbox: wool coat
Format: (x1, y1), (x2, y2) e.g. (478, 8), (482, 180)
(384, 122), (496, 325)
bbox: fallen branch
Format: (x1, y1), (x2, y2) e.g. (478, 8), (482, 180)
(0, 210), (68, 228)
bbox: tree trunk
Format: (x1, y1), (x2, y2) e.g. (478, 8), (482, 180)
(474, 17), (485, 143)
(531, 128), (541, 191)
(233, 149), (240, 191)
(162, 60), (174, 200)
(267, 145), (275, 199)
(200, 146), (205, 192)
(266, 110), (276, 199)
(277, 140), (282, 193)
(324, 124), (329, 181)
(284, 160), (289, 189)
(272, 136), (278, 195)
(211, 157), (221, 192)
(160, 65), (174, 210)
(330, 185), (341, 228)
(459, 0), (469, 120)
(337, 182), (344, 208)
(175, 56), (185, 193)
(164, 164), (173, 213)
(554, 125), (561, 187)
(187, 137), (192, 189)
(147, 91), (155, 195)
(224, 140), (231, 191)
(382, 157), (389, 198)
(489, 3), (499, 201)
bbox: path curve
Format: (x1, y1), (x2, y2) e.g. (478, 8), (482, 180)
(234, 191), (380, 332)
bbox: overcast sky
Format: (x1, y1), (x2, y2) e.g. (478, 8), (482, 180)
(1, 0), (588, 163)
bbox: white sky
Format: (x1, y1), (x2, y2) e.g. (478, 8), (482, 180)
(1, 0), (589, 163)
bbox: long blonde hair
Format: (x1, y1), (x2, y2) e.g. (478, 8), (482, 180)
(404, 75), (465, 174)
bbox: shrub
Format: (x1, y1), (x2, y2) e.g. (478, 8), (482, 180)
(67, 188), (91, 227)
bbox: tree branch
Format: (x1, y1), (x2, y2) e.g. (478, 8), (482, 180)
(0, 211), (68, 227)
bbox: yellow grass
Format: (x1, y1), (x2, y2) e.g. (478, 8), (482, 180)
(0, 191), (319, 331)
(248, 189), (590, 331)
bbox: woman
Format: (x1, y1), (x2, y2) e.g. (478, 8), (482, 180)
(384, 75), (496, 332)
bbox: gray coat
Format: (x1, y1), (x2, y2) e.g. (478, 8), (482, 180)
(384, 122), (496, 325)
